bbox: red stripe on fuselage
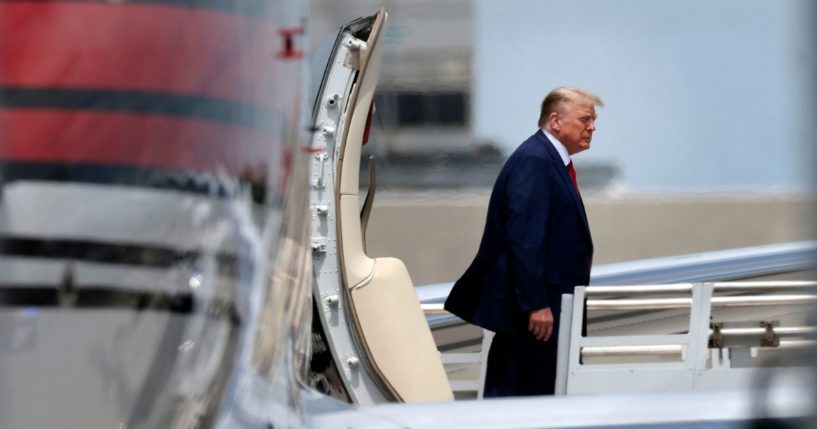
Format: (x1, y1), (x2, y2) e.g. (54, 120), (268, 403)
(0, 110), (271, 177)
(0, 2), (278, 107)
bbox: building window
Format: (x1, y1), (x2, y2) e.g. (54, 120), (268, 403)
(375, 90), (468, 128)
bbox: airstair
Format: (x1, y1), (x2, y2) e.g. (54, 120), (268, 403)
(425, 280), (816, 398)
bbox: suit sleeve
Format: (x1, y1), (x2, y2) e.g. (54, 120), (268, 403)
(505, 156), (554, 313)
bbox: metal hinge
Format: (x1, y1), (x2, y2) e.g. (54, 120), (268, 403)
(311, 238), (327, 255)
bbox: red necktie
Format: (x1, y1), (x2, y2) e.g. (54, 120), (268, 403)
(567, 161), (579, 193)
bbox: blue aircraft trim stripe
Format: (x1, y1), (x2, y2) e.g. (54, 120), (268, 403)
(0, 236), (249, 276)
(0, 0), (272, 17)
(0, 86), (274, 130)
(0, 161), (269, 203)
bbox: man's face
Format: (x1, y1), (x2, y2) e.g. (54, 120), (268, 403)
(553, 100), (597, 155)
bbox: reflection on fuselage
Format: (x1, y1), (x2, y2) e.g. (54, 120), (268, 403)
(0, 1), (313, 427)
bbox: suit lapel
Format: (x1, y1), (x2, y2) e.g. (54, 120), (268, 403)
(536, 131), (591, 237)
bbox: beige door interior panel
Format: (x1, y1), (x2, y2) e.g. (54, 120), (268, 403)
(350, 257), (453, 402)
(334, 9), (454, 402)
(338, 13), (383, 196)
(339, 194), (375, 288)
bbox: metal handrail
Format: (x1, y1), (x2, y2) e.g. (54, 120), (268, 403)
(420, 303), (448, 315)
(757, 339), (817, 351)
(581, 334), (817, 358)
(586, 284), (693, 295)
(581, 326), (816, 357)
(712, 294), (817, 307)
(585, 282), (817, 296)
(712, 281), (817, 291)
(587, 297), (692, 310)
(717, 326), (815, 337)
(582, 345), (684, 358)
(586, 294), (817, 311)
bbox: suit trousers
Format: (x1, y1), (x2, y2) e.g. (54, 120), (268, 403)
(483, 331), (558, 397)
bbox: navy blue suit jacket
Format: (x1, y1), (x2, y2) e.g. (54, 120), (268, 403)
(445, 130), (593, 333)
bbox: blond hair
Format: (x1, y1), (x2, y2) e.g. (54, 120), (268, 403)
(538, 87), (604, 128)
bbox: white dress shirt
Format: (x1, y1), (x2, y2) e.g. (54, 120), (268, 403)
(541, 128), (571, 166)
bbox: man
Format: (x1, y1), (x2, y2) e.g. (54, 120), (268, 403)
(444, 87), (602, 396)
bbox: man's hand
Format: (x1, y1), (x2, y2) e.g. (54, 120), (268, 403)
(528, 307), (554, 342)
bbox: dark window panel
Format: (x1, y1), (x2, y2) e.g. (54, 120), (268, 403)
(432, 92), (466, 125)
(396, 92), (425, 126)
(375, 90), (468, 128)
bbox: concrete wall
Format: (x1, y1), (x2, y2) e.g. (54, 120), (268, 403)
(365, 192), (816, 286)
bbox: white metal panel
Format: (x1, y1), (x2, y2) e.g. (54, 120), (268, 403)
(309, 16), (392, 405)
(0, 182), (255, 254)
(310, 384), (813, 428)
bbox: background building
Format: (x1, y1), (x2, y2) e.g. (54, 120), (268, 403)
(312, 0), (493, 165)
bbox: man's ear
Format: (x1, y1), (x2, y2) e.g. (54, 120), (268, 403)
(549, 113), (560, 132)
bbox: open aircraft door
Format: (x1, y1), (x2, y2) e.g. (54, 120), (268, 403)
(307, 9), (453, 404)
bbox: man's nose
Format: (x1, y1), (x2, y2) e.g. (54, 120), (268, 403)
(587, 119), (596, 131)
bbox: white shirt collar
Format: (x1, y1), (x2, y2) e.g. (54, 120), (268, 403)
(541, 128), (571, 166)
